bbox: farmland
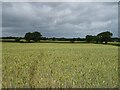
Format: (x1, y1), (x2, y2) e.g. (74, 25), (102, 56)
(2, 42), (118, 88)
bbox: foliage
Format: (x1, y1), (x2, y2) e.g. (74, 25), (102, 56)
(15, 37), (21, 42)
(97, 31), (113, 44)
(70, 38), (76, 43)
(25, 31), (42, 42)
(86, 35), (94, 43)
(86, 31), (113, 44)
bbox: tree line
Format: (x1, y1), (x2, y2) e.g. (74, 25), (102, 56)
(24, 31), (86, 43)
(1, 31), (120, 44)
(86, 31), (113, 44)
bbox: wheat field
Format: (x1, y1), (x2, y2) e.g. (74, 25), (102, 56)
(2, 42), (118, 88)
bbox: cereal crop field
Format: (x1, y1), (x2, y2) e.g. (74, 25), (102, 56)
(2, 42), (118, 88)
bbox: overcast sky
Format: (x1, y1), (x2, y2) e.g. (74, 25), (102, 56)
(2, 2), (118, 38)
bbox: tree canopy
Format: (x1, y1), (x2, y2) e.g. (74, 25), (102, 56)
(97, 31), (113, 44)
(86, 31), (113, 44)
(25, 31), (42, 42)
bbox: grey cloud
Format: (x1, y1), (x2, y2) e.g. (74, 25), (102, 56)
(2, 0), (120, 2)
(2, 2), (118, 38)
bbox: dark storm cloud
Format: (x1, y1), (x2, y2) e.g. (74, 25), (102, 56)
(2, 2), (118, 37)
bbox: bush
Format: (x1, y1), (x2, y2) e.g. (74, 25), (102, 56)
(15, 38), (21, 42)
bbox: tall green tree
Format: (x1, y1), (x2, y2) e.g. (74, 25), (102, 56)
(25, 32), (31, 42)
(33, 31), (42, 42)
(25, 31), (42, 42)
(97, 31), (113, 44)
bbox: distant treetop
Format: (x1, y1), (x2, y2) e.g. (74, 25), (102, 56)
(25, 31), (42, 42)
